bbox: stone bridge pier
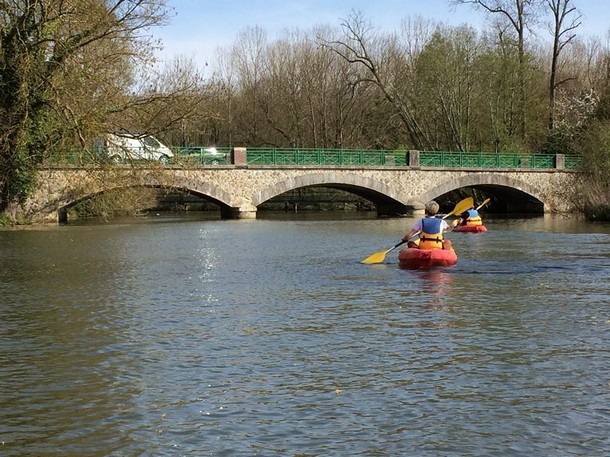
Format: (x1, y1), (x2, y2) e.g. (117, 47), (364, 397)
(23, 165), (581, 223)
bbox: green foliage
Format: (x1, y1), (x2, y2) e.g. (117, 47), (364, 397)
(0, 0), (171, 213)
(497, 136), (530, 154)
(68, 187), (162, 220)
(585, 204), (610, 221)
(0, 212), (32, 226)
(0, 151), (38, 206)
(412, 27), (481, 150)
(540, 131), (576, 155)
(576, 121), (610, 174)
(573, 120), (610, 220)
(593, 91), (610, 121)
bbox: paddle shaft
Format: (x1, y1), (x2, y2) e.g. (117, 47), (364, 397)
(475, 198), (490, 211)
(388, 239), (407, 252)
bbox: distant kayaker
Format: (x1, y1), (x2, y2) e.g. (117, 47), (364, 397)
(402, 200), (451, 250)
(455, 207), (483, 227)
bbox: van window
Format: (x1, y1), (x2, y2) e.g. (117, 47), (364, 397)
(141, 136), (161, 148)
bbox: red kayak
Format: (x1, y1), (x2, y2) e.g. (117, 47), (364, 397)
(398, 247), (458, 269)
(453, 225), (487, 233)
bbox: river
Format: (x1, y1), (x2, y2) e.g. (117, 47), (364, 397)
(1, 213), (609, 456)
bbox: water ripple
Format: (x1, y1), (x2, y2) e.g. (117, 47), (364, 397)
(1, 217), (609, 456)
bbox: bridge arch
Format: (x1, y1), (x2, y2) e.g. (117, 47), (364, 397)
(418, 172), (549, 211)
(251, 172), (410, 214)
(167, 181), (235, 209)
(54, 176), (238, 222)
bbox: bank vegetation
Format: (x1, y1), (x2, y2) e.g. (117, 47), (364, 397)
(1, 0), (609, 221)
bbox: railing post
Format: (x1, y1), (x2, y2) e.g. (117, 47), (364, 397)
(232, 147), (247, 165)
(555, 153), (565, 169)
(409, 150), (420, 167)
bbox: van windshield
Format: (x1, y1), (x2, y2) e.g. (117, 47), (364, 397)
(141, 136), (160, 148)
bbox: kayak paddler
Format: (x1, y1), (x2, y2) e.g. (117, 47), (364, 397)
(402, 200), (452, 250)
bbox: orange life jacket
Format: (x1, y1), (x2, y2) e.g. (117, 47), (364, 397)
(464, 209), (482, 226)
(418, 217), (444, 250)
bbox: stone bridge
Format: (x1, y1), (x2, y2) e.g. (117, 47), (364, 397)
(24, 163), (580, 223)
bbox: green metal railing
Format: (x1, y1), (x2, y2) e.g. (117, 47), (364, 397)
(244, 148), (409, 166)
(45, 146), (582, 170)
(564, 155), (582, 169)
(418, 151), (559, 169)
(245, 148), (580, 169)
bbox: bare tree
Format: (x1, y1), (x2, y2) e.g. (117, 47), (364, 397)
(413, 26), (481, 151)
(452, 0), (538, 140)
(135, 55), (209, 145)
(229, 26), (269, 145)
(546, 0), (581, 130)
(318, 10), (433, 149)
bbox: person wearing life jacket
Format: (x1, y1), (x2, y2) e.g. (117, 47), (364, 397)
(457, 207), (483, 227)
(402, 200), (450, 250)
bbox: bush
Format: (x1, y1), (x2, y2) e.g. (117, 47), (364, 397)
(574, 120), (610, 220)
(0, 213), (32, 226)
(540, 131), (575, 155)
(584, 204), (610, 221)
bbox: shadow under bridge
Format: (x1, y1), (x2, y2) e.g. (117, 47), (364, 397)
(259, 183), (409, 216)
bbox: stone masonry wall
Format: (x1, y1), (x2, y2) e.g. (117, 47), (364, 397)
(24, 165), (580, 222)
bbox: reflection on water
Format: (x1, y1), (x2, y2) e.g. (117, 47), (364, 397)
(1, 213), (609, 456)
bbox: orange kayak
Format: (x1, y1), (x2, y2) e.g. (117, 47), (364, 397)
(453, 225), (487, 233)
(398, 247), (458, 269)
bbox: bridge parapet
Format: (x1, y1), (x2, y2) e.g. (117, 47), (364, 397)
(237, 148), (579, 170)
(47, 146), (580, 170)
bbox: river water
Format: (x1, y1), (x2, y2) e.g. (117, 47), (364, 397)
(1, 213), (609, 456)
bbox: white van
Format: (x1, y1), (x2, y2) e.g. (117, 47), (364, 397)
(104, 133), (174, 164)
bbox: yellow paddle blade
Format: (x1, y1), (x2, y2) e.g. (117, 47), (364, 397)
(443, 197), (474, 219)
(361, 240), (407, 264)
(361, 248), (391, 264)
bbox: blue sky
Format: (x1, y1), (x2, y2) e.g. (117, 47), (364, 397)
(153, 0), (610, 69)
